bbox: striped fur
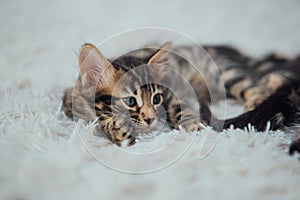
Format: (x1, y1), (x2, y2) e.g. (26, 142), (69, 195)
(62, 43), (300, 151)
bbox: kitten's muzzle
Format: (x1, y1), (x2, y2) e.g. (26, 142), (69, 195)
(144, 117), (155, 125)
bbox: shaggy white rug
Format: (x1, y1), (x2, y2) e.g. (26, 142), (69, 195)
(1, 0), (300, 200)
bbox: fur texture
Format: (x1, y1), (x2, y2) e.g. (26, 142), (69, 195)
(63, 43), (300, 153)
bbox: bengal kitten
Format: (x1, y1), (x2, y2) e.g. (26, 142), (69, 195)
(62, 43), (300, 153)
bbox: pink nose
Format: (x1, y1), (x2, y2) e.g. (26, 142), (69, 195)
(144, 118), (155, 125)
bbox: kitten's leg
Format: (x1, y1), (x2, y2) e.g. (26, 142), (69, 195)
(164, 92), (206, 132)
(178, 106), (207, 132)
(239, 53), (300, 111)
(98, 118), (136, 146)
(219, 52), (297, 111)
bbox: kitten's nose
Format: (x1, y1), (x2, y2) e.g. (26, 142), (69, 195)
(144, 118), (155, 125)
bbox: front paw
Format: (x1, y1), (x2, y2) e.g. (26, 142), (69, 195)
(180, 119), (207, 132)
(114, 126), (136, 147)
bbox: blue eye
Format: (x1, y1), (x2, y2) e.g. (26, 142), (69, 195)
(122, 97), (137, 107)
(152, 93), (162, 105)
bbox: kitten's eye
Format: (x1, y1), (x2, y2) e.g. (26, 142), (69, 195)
(122, 97), (137, 107)
(152, 93), (162, 105)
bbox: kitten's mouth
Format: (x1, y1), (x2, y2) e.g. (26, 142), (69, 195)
(131, 120), (157, 133)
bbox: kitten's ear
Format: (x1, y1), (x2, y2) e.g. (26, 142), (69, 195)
(78, 43), (114, 87)
(148, 42), (172, 64)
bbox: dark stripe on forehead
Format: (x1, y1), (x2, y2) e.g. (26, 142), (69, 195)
(111, 55), (147, 72)
(151, 83), (155, 92)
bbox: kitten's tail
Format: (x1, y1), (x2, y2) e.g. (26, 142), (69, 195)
(202, 85), (300, 155)
(222, 85), (300, 131)
(201, 85), (300, 132)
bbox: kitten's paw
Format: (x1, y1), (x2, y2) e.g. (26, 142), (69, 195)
(180, 119), (207, 132)
(115, 127), (136, 146)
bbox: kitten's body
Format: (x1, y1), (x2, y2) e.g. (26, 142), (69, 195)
(62, 43), (300, 153)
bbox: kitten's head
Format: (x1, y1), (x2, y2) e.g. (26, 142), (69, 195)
(77, 43), (171, 132)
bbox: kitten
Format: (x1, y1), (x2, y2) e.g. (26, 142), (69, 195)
(62, 43), (300, 154)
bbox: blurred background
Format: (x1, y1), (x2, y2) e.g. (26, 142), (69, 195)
(1, 0), (300, 89)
